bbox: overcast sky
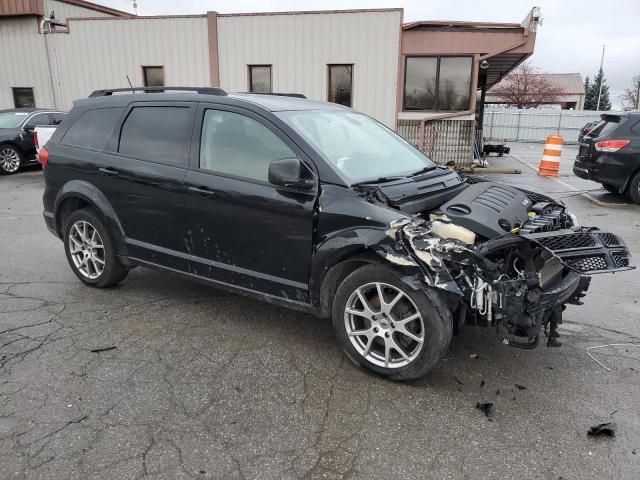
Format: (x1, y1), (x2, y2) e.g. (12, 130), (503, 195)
(101, 0), (640, 105)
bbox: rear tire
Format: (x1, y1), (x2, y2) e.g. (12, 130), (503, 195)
(332, 264), (452, 381)
(63, 208), (128, 287)
(0, 144), (23, 175)
(601, 183), (619, 194)
(628, 172), (640, 204)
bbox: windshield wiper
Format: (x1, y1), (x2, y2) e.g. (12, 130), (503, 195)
(407, 165), (437, 177)
(351, 176), (405, 187)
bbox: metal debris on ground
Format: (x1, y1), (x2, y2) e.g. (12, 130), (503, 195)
(588, 422), (617, 437)
(89, 346), (117, 353)
(586, 343), (640, 371)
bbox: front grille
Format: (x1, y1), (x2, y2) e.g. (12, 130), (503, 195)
(472, 186), (519, 213)
(612, 252), (630, 268)
(565, 255), (608, 272)
(597, 233), (621, 247)
(538, 234), (596, 251)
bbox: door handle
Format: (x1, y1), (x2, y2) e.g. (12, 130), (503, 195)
(188, 186), (217, 197)
(99, 167), (119, 176)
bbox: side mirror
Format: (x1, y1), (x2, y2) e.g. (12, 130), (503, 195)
(268, 158), (314, 190)
(23, 125), (35, 133)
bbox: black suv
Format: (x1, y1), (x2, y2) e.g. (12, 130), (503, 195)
(573, 112), (640, 203)
(41, 87), (633, 380)
(0, 108), (65, 174)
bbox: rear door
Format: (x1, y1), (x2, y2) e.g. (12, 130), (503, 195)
(95, 102), (195, 270)
(184, 104), (317, 302)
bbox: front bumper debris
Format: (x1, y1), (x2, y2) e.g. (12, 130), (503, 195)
(376, 217), (634, 350)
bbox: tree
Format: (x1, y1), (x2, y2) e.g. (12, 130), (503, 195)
(490, 62), (566, 109)
(584, 67), (611, 111)
(621, 75), (640, 111)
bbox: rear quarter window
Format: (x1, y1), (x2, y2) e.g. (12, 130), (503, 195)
(589, 117), (626, 139)
(61, 107), (124, 150)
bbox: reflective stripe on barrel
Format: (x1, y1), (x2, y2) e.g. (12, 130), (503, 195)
(538, 135), (563, 176)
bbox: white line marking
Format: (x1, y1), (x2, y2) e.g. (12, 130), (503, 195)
(509, 153), (628, 207)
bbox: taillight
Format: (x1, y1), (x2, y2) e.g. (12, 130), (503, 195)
(594, 140), (631, 152)
(38, 147), (49, 168)
(34, 131), (39, 149)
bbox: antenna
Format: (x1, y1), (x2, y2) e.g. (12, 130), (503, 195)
(126, 75), (134, 94)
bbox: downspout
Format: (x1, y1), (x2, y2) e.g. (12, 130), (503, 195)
(41, 19), (59, 109)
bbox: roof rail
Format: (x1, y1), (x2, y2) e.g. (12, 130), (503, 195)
(241, 92), (307, 99)
(88, 87), (228, 97)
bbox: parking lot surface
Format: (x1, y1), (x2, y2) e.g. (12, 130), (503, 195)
(1, 147), (639, 479)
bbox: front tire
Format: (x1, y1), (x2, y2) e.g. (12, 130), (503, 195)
(332, 264), (452, 381)
(63, 209), (128, 287)
(627, 172), (640, 204)
(0, 144), (23, 174)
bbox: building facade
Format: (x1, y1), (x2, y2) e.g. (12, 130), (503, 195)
(0, 1), (539, 130)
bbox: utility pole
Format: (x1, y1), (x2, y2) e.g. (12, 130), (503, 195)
(596, 44), (605, 111)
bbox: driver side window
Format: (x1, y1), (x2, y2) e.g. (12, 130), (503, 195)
(199, 109), (296, 183)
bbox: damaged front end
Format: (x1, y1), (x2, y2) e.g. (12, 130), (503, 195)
(375, 184), (634, 349)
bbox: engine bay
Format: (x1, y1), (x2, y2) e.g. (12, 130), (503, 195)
(369, 176), (634, 349)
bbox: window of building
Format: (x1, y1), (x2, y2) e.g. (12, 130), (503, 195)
(119, 106), (191, 165)
(61, 107), (124, 150)
(248, 65), (272, 93)
(142, 66), (165, 87)
(200, 109), (296, 183)
(403, 56), (473, 111)
(12, 87), (35, 108)
(328, 65), (353, 107)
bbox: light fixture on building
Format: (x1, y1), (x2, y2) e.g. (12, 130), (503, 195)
(480, 60), (489, 70)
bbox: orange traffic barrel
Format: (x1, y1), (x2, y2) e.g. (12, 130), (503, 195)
(538, 134), (563, 176)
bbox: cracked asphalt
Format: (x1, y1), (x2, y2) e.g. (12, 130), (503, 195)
(1, 148), (639, 479)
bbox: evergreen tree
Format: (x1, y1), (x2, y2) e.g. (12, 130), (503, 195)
(585, 68), (611, 111)
(583, 76), (591, 109)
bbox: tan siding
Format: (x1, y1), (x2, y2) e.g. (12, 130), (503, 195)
(217, 11), (402, 127)
(47, 17), (210, 108)
(402, 29), (534, 55)
(44, 0), (111, 21)
(0, 0), (44, 16)
(0, 16), (55, 108)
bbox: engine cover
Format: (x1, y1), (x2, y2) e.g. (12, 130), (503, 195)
(438, 182), (532, 238)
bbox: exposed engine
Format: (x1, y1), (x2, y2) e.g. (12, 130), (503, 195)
(374, 177), (634, 349)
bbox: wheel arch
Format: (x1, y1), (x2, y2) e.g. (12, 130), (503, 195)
(54, 180), (127, 256)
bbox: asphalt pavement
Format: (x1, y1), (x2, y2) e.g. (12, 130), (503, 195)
(1, 148), (639, 479)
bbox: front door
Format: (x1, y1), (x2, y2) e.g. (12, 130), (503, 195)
(184, 105), (316, 302)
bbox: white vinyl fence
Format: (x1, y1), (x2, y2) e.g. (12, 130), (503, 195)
(482, 109), (607, 144)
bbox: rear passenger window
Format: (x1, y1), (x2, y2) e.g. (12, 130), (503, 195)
(119, 106), (191, 166)
(199, 109), (296, 182)
(62, 107), (123, 150)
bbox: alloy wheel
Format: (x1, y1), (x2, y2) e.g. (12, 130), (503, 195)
(68, 220), (106, 280)
(0, 147), (20, 173)
(344, 282), (425, 368)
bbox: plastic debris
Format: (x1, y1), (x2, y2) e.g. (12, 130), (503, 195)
(588, 422), (617, 437)
(476, 402), (494, 418)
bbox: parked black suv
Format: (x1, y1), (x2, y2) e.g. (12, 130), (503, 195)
(0, 108), (65, 174)
(41, 87), (633, 380)
(573, 112), (640, 203)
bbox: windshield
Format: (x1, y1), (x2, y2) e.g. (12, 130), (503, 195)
(277, 111), (435, 184)
(0, 112), (28, 129)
